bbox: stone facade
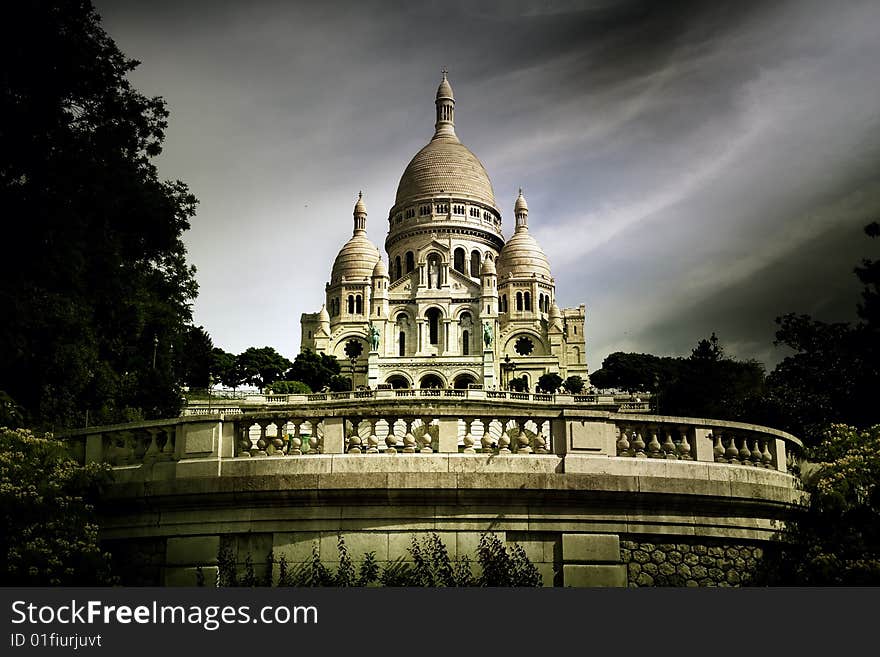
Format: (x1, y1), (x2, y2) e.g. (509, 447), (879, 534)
(620, 538), (769, 587)
(301, 73), (588, 390)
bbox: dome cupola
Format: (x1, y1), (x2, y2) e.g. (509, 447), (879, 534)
(497, 190), (552, 281)
(330, 192), (381, 284)
(392, 72), (499, 213)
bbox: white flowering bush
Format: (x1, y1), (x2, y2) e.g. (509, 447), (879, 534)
(0, 427), (115, 585)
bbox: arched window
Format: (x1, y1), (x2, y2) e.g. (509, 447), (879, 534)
(399, 332), (406, 357)
(501, 295), (507, 313)
(426, 308), (441, 345)
(395, 256), (401, 280)
(454, 248), (465, 273)
(462, 330), (469, 355)
(347, 295), (354, 314)
(405, 251), (414, 273)
(355, 295), (362, 314)
(524, 292), (531, 311)
(539, 294), (544, 313)
(516, 292), (523, 311)
(470, 250), (480, 277)
(574, 325), (577, 334)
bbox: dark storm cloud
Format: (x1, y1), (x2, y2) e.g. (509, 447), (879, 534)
(94, 0), (880, 369)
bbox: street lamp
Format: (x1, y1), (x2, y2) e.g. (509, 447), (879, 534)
(502, 355), (517, 390)
(349, 356), (357, 391)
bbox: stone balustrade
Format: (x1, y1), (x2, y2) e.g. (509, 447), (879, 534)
(59, 399), (801, 474)
(182, 388), (645, 413)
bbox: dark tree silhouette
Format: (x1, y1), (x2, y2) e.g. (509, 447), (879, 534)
(0, 1), (199, 428)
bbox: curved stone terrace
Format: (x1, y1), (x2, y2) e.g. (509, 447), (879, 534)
(58, 394), (805, 586)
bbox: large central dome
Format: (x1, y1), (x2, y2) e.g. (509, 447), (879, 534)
(395, 138), (497, 208)
(393, 73), (497, 211)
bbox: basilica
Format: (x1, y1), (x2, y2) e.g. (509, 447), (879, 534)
(300, 73), (588, 390)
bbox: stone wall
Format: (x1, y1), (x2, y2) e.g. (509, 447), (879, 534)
(620, 537), (769, 587)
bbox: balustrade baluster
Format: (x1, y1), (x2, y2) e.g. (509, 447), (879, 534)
(347, 418), (363, 454)
(724, 433), (740, 464)
(159, 427), (176, 461)
(747, 437), (761, 467)
(367, 419), (380, 454)
(462, 417), (476, 454)
(677, 427), (692, 460)
(632, 428), (646, 458)
(647, 428), (663, 458)
(289, 421), (303, 455)
(419, 416), (433, 453)
(616, 426), (631, 456)
(661, 430), (676, 459)
(269, 422), (284, 455)
(384, 417), (398, 454)
(713, 433), (725, 462)
(311, 419), (324, 454)
(516, 419), (532, 454)
(403, 419), (417, 453)
(144, 429), (160, 462)
(237, 422), (252, 457)
(498, 419), (512, 454)
(533, 420), (549, 454)
(254, 421), (269, 457)
(736, 436), (751, 465)
(132, 431), (147, 463)
(481, 419), (494, 453)
(760, 439), (773, 469)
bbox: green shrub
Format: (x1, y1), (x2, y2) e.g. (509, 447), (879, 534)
(217, 532), (542, 587)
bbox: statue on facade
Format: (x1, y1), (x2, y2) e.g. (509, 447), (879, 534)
(369, 324), (380, 351)
(428, 260), (438, 288)
(483, 321), (493, 348)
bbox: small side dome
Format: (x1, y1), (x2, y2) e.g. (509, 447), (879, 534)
(372, 258), (388, 277)
(497, 232), (552, 280)
(318, 304), (330, 322)
(480, 256), (496, 276)
(550, 302), (561, 319)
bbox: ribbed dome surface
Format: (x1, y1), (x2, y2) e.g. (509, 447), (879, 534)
(498, 231), (552, 281)
(395, 136), (497, 209)
(331, 234), (380, 284)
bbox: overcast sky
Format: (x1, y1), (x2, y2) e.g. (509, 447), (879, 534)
(94, 0), (880, 371)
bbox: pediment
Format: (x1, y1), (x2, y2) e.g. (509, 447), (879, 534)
(447, 268), (481, 293)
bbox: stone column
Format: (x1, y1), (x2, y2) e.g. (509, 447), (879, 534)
(417, 319), (425, 355)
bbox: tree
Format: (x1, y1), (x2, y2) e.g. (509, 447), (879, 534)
(287, 350), (342, 392)
(265, 380), (311, 394)
(328, 375), (352, 392)
(209, 348), (241, 390)
(537, 373), (563, 394)
(180, 325), (214, 389)
(508, 375), (528, 392)
(562, 375), (585, 394)
(0, 1), (199, 429)
(236, 347), (292, 392)
(0, 427), (115, 585)
(661, 334), (765, 421)
(759, 424), (880, 585)
(759, 222), (880, 443)
(590, 352), (670, 392)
